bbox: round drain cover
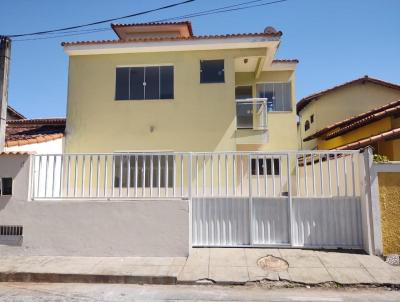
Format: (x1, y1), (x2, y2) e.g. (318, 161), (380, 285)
(257, 255), (288, 272)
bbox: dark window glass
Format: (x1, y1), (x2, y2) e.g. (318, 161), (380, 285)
(144, 67), (160, 100)
(116, 66), (173, 101)
(310, 114), (314, 123)
(160, 66), (174, 99)
(304, 120), (310, 131)
(1, 178), (12, 195)
(251, 159), (280, 175)
(130, 67), (145, 100)
(200, 60), (225, 83)
(256, 82), (292, 111)
(235, 86), (252, 99)
(115, 68), (130, 100)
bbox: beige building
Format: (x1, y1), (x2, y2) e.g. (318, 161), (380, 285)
(62, 21), (298, 153)
(297, 76), (400, 150)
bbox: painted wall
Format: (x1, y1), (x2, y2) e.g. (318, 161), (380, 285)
(378, 172), (400, 255)
(5, 138), (64, 154)
(299, 82), (400, 150)
(65, 48), (297, 153)
(0, 155), (189, 256)
(0, 154), (30, 201)
(0, 199), (189, 257)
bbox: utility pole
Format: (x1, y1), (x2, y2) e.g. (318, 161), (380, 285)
(0, 36), (11, 152)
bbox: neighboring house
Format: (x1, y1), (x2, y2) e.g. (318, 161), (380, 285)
(297, 76), (400, 150)
(4, 106), (65, 154)
(303, 100), (400, 160)
(62, 21), (298, 153)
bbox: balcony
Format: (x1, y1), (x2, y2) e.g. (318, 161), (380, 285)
(236, 98), (268, 130)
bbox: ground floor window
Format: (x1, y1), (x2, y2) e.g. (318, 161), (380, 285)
(251, 158), (280, 175)
(114, 155), (173, 188)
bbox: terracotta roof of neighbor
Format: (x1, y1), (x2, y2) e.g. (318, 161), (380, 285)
(303, 99), (400, 142)
(61, 31), (282, 47)
(297, 76), (400, 114)
(7, 105), (26, 119)
(6, 118), (66, 147)
(335, 127), (400, 150)
(111, 21), (194, 37)
(0, 151), (33, 156)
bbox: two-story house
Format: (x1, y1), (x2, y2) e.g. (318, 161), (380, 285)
(62, 21), (298, 153)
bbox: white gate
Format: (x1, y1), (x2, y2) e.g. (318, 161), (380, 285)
(192, 151), (365, 249)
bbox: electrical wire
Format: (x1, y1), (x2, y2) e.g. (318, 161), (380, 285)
(7, 0), (195, 38)
(12, 0), (289, 42)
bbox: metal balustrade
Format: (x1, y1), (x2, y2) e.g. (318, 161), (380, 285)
(31, 150), (362, 200)
(236, 98), (268, 130)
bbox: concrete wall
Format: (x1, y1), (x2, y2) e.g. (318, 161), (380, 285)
(299, 82), (400, 150)
(0, 155), (189, 256)
(0, 199), (189, 257)
(378, 172), (400, 255)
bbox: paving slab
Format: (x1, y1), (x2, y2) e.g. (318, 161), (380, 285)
(186, 249), (209, 266)
(208, 266), (249, 284)
(317, 252), (363, 268)
(284, 255), (324, 268)
(247, 266), (280, 281)
(327, 267), (376, 284)
(178, 266), (209, 283)
(209, 248), (247, 267)
(287, 267), (333, 284)
(244, 249), (281, 267)
(365, 267), (400, 285)
(279, 248), (316, 257)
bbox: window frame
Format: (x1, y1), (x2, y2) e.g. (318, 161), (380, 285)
(200, 59), (225, 84)
(255, 81), (293, 112)
(115, 64), (174, 101)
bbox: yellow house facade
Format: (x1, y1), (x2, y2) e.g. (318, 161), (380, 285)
(62, 22), (298, 153)
(63, 22), (297, 153)
(297, 76), (400, 150)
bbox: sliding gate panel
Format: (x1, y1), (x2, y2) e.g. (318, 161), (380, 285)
(252, 197), (290, 245)
(192, 197), (250, 246)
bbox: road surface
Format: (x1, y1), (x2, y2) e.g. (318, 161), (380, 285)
(0, 283), (398, 301)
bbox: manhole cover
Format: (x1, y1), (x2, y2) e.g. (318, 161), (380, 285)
(257, 255), (289, 272)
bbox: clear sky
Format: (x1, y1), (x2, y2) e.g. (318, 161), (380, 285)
(1, 0), (399, 118)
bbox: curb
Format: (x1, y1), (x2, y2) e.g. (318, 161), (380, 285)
(0, 272), (177, 285)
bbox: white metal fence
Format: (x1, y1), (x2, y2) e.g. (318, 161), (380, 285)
(31, 150), (368, 249)
(31, 151), (361, 200)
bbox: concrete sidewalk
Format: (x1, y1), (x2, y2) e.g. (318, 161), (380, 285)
(180, 248), (400, 285)
(0, 249), (399, 286)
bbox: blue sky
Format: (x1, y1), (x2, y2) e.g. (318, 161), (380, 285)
(1, 0), (399, 118)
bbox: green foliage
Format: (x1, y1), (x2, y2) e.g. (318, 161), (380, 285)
(373, 154), (389, 163)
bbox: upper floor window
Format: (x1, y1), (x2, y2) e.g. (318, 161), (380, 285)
(310, 114), (314, 123)
(256, 82), (292, 112)
(115, 66), (174, 101)
(200, 60), (225, 83)
(304, 120), (310, 131)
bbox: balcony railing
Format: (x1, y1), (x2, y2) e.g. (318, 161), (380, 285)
(236, 98), (268, 130)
